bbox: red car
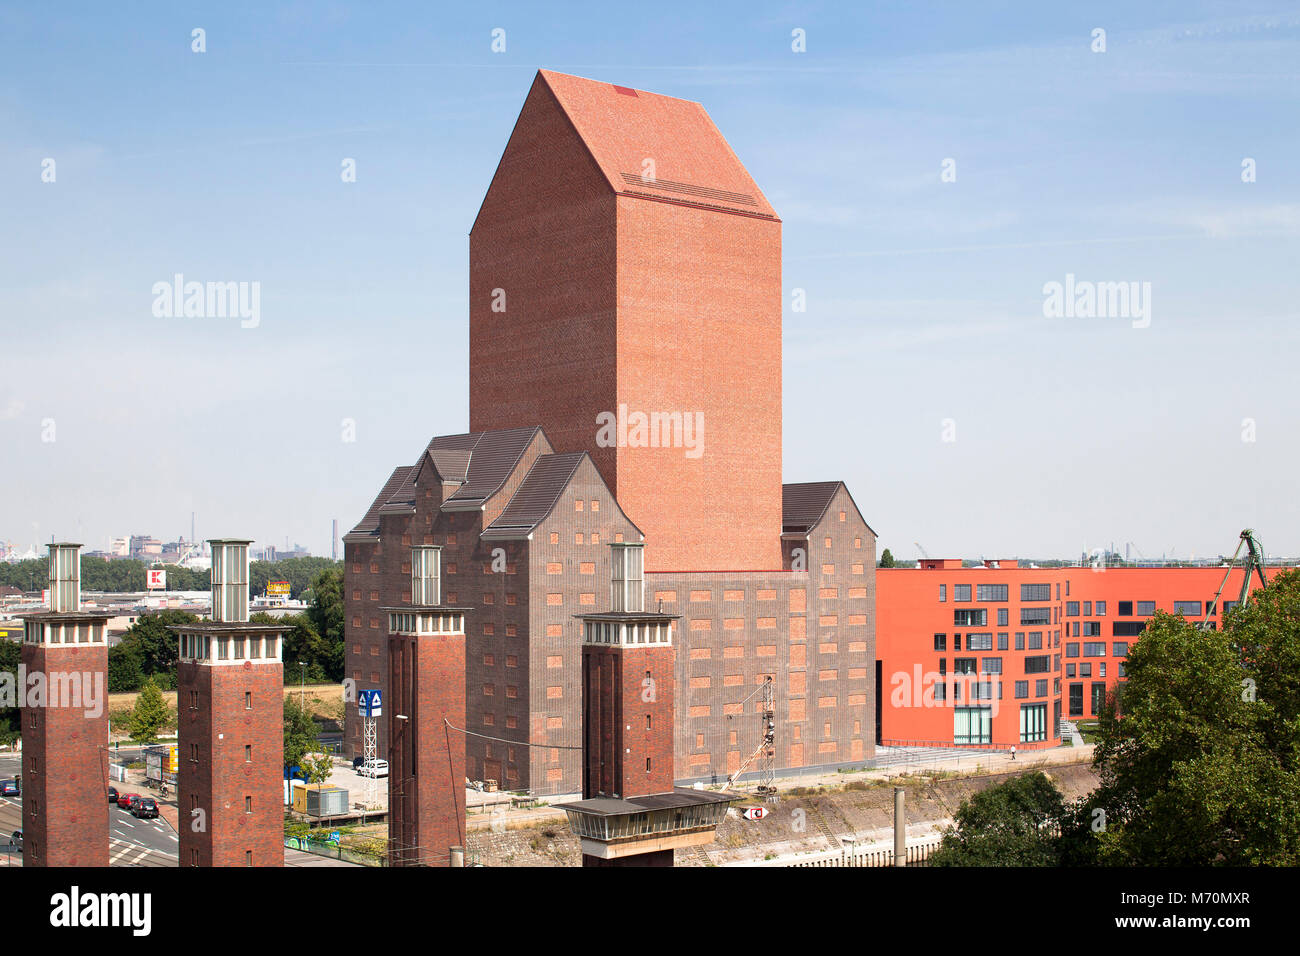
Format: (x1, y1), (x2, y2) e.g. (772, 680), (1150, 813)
(116, 792), (140, 809)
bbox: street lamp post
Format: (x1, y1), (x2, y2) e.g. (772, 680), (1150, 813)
(298, 662), (306, 711)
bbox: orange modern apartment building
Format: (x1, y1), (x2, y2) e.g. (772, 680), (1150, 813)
(876, 560), (1284, 750)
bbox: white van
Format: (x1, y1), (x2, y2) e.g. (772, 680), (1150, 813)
(358, 759), (389, 778)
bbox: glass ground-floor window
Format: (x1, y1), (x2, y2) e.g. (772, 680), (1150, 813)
(1091, 681), (1107, 716)
(1069, 682), (1084, 717)
(1020, 703), (1047, 742)
(954, 706), (992, 744)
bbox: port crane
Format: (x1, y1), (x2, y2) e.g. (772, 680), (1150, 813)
(1202, 529), (1269, 628)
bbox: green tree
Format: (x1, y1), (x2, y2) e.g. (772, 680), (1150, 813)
(1088, 587), (1300, 865)
(301, 751), (335, 786)
(128, 678), (171, 743)
(281, 615), (331, 684)
(119, 610), (198, 682)
(928, 772), (1067, 866)
(283, 695), (317, 770)
(305, 566), (345, 681)
(0, 640), (22, 743)
(250, 558), (341, 600)
(878, 548), (896, 568)
(107, 639), (146, 693)
(0, 559), (45, 593)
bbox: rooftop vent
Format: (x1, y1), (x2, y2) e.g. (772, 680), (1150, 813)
(610, 543), (645, 613)
(411, 546), (442, 606)
(210, 539), (250, 623)
(47, 543), (81, 613)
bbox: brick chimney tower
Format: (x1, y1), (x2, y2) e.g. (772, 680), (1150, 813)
(19, 543), (111, 867)
(385, 546), (470, 866)
(559, 543), (734, 866)
(172, 540), (285, 867)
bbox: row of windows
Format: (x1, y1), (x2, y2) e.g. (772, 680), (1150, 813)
(943, 588), (1238, 622)
(941, 583), (1053, 603)
(1013, 679), (1052, 699)
(933, 678), (1001, 702)
(1064, 601), (1110, 616)
(935, 631), (1064, 653)
(1066, 661), (1125, 679)
(179, 633), (281, 662)
(1068, 681), (1112, 717)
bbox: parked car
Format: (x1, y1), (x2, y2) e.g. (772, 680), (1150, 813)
(107, 786), (118, 804)
(131, 797), (159, 819)
(116, 792), (140, 809)
(352, 756), (366, 771)
(358, 759), (388, 778)
(0, 780), (19, 797)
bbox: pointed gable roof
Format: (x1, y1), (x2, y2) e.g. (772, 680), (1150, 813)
(482, 451), (645, 542)
(783, 481), (877, 537)
(477, 69), (778, 227)
(538, 69), (778, 220)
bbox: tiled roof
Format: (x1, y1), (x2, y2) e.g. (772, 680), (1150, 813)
(782, 481), (877, 538)
(428, 448), (472, 483)
(782, 481), (845, 534)
(377, 467), (419, 516)
(481, 452), (586, 539)
(344, 466), (414, 540)
(349, 428), (543, 544)
(437, 426), (542, 510)
(537, 69), (778, 221)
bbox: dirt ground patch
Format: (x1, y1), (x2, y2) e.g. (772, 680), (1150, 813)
(464, 758), (1100, 867)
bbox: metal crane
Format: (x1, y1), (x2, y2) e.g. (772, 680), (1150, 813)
(1202, 529), (1268, 628)
(914, 542), (930, 560)
(719, 676), (776, 802)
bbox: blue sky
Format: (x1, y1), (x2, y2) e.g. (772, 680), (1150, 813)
(2, 1), (1298, 562)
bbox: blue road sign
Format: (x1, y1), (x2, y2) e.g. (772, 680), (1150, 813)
(359, 688), (382, 718)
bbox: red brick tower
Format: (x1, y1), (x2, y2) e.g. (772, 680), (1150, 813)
(385, 546), (469, 866)
(173, 540), (285, 867)
(560, 544), (734, 866)
(19, 543), (110, 867)
(470, 70), (783, 574)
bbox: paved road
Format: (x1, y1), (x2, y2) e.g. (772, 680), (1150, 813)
(0, 749), (179, 867)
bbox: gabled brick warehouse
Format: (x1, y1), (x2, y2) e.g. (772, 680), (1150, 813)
(345, 70), (877, 796)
